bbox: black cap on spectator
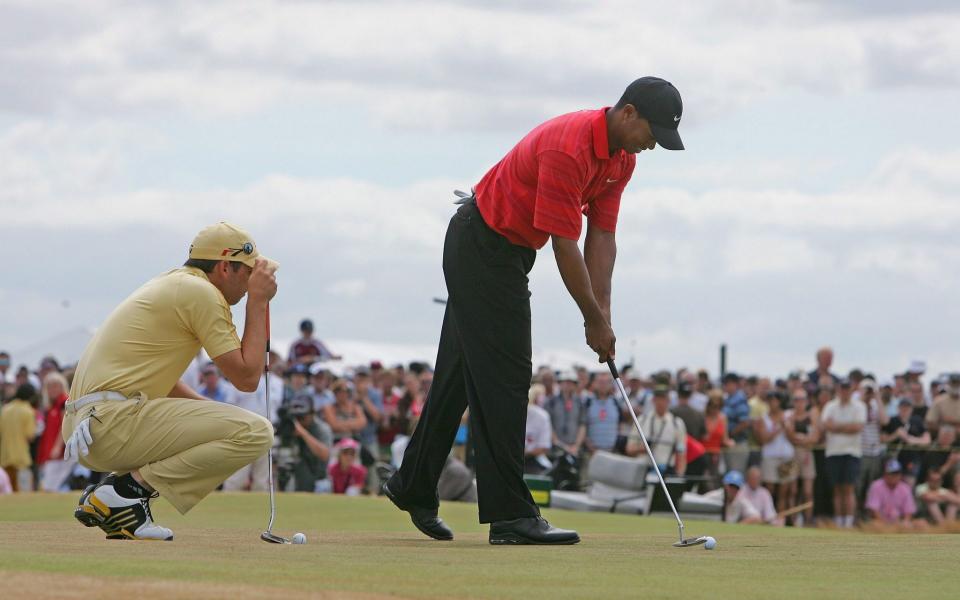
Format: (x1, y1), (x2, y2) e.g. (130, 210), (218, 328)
(15, 383), (36, 401)
(678, 383), (693, 397)
(722, 372), (740, 384)
(299, 319), (314, 332)
(288, 394), (313, 416)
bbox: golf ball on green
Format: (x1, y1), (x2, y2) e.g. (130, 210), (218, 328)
(704, 536), (717, 550)
(292, 532), (307, 544)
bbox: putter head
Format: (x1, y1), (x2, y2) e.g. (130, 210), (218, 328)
(261, 531), (290, 544)
(673, 536), (708, 548)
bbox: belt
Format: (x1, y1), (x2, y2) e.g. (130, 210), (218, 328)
(66, 391), (129, 414)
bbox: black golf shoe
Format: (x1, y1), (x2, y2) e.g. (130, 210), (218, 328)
(489, 517), (580, 545)
(382, 479), (453, 541)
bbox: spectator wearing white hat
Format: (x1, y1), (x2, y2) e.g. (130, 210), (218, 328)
(906, 360), (928, 406)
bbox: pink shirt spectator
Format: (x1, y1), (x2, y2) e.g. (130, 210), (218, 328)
(737, 485), (777, 523)
(329, 462), (367, 495)
(865, 478), (916, 523)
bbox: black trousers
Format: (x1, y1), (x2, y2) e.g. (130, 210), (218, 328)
(391, 200), (540, 523)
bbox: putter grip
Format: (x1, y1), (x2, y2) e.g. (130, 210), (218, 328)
(607, 359), (619, 380)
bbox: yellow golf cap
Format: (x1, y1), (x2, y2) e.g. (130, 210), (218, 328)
(188, 222), (278, 270)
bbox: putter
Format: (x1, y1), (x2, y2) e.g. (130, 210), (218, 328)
(607, 359), (709, 548)
(260, 304), (291, 545)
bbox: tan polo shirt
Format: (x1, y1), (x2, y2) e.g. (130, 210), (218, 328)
(927, 394), (960, 429)
(70, 267), (242, 401)
(0, 399), (37, 469)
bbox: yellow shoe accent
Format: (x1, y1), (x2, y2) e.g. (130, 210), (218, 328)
(90, 495), (111, 518)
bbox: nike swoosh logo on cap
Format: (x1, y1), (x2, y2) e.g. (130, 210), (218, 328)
(674, 115), (681, 122)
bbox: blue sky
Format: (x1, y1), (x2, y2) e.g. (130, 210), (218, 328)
(2, 0), (959, 378)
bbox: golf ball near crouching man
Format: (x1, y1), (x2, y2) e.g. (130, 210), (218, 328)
(62, 222), (278, 540)
(384, 77), (684, 545)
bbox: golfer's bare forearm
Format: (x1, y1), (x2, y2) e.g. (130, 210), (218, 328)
(583, 224), (616, 321)
(237, 297), (269, 389)
(552, 235), (606, 324)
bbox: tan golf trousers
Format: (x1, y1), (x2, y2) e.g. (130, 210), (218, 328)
(62, 394), (273, 514)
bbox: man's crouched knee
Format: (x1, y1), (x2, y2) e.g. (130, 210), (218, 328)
(247, 414), (274, 456)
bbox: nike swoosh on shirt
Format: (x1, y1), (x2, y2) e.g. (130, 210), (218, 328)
(606, 178), (619, 183)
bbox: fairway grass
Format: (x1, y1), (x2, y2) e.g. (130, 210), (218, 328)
(1, 492), (957, 599)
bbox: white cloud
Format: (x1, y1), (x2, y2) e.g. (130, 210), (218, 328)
(2, 1), (958, 128)
(325, 278), (367, 298)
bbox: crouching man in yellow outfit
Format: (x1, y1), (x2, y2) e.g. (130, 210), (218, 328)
(63, 222), (278, 540)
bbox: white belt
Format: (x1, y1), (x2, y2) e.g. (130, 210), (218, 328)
(66, 391), (129, 413)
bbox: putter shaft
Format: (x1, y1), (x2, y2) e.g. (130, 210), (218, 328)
(607, 360), (686, 542)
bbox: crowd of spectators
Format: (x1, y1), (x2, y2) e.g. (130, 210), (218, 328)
(2, 336), (959, 530)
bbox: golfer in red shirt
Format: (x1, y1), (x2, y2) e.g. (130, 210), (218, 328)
(385, 77), (684, 545)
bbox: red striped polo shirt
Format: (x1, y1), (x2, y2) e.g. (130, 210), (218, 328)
(475, 108), (635, 249)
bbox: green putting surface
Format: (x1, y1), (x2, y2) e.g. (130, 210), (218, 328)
(1, 492), (956, 599)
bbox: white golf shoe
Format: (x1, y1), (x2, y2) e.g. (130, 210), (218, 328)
(75, 478), (174, 541)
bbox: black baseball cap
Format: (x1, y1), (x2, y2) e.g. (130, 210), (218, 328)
(299, 319), (314, 332)
(619, 77), (684, 150)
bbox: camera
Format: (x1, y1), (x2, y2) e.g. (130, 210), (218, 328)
(276, 394), (313, 445)
(273, 394), (314, 490)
